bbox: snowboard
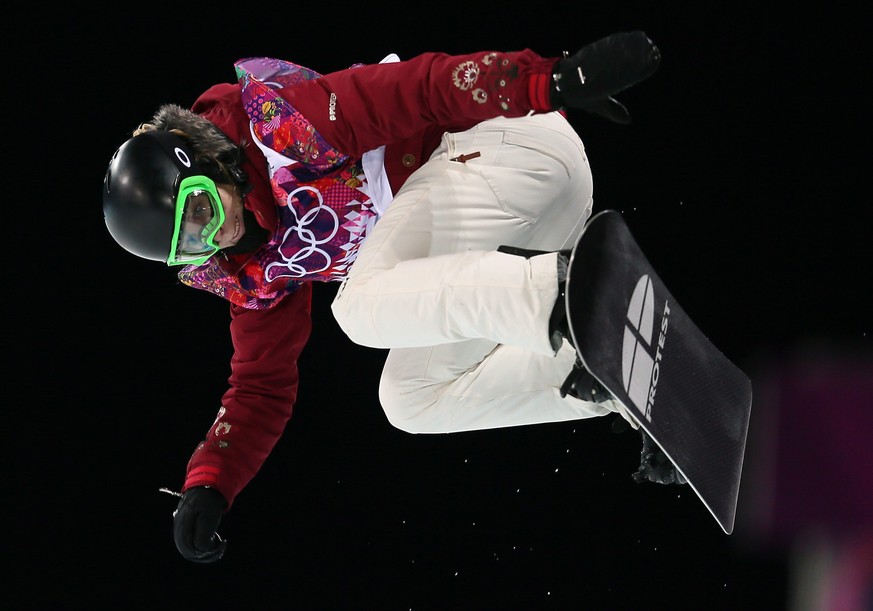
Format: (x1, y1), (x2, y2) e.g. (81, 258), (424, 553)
(564, 210), (752, 534)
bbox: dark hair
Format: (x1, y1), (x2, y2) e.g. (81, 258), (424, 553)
(134, 104), (250, 190)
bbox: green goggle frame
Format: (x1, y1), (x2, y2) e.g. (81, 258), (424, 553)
(167, 175), (226, 266)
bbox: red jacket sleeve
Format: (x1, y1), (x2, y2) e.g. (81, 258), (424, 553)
(182, 282), (312, 508)
(278, 49), (557, 160)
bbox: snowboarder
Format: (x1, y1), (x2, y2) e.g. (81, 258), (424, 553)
(102, 31), (678, 563)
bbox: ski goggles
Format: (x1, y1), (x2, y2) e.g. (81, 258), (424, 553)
(167, 175), (226, 266)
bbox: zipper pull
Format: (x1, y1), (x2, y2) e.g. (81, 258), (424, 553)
(449, 151), (481, 163)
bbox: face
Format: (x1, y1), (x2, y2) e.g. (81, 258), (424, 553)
(214, 184), (246, 248)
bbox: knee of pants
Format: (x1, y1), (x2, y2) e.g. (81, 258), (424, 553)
(377, 373), (437, 434)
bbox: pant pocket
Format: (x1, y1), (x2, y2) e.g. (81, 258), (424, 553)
(477, 131), (580, 223)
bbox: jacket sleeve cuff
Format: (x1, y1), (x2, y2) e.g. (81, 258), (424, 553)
(183, 464), (221, 490)
(527, 57), (562, 112)
(182, 464), (233, 508)
(528, 71), (553, 111)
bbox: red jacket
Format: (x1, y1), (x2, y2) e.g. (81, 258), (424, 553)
(181, 49), (558, 507)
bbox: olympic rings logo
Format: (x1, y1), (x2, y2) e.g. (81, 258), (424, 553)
(265, 185), (339, 281)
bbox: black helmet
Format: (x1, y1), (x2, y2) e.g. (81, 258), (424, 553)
(103, 130), (221, 265)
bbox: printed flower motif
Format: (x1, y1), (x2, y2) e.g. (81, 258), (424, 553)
(261, 100), (277, 117)
(452, 61), (480, 91)
(264, 115), (281, 133)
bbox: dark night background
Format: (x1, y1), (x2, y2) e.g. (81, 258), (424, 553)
(9, 3), (872, 610)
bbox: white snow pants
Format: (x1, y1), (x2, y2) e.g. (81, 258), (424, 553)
(331, 112), (619, 433)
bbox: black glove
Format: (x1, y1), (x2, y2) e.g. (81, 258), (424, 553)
(173, 486), (228, 563)
(632, 430), (687, 485)
(550, 31), (661, 123)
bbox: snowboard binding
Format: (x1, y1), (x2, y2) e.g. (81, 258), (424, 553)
(632, 430), (687, 485)
(559, 358), (613, 403)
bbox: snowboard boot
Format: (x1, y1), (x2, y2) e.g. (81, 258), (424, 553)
(632, 429), (687, 485)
